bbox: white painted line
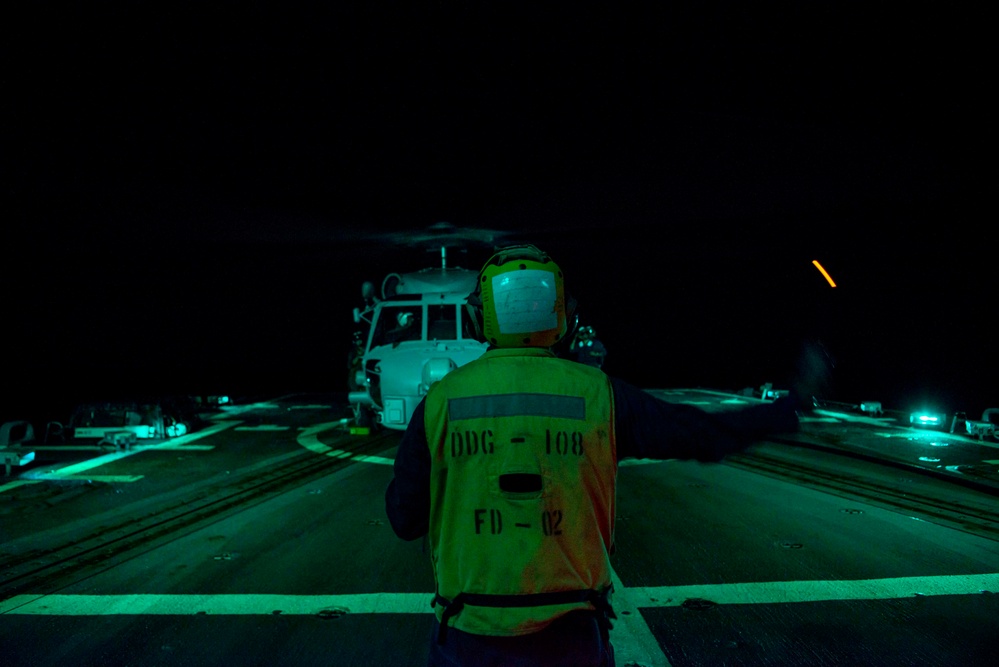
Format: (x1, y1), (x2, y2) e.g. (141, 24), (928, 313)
(296, 422), (395, 466)
(5, 573), (994, 617)
(610, 569), (671, 666)
(23, 454), (126, 478)
(21, 471), (145, 483)
(0, 479), (41, 494)
(234, 425), (291, 432)
(800, 416), (843, 424)
(27, 446), (108, 451)
(22, 421), (238, 480)
(351, 454), (396, 465)
(160, 421), (240, 447)
(813, 409), (896, 427)
(619, 458), (670, 467)
(210, 402), (282, 419)
(627, 573), (999, 607)
(870, 427), (999, 450)
(297, 422), (347, 455)
(60, 475), (145, 483)
(0, 592), (431, 615)
(22, 474), (145, 483)
(652, 388), (768, 402)
(141, 445), (214, 451)
(970, 440), (999, 451)
(964, 438), (999, 451)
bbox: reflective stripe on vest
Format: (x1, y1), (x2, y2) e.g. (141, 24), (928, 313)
(448, 393), (586, 421)
(424, 347), (617, 637)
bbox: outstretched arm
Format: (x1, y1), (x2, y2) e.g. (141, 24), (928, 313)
(612, 378), (800, 462)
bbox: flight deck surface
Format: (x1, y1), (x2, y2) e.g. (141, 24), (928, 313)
(2, 390), (997, 666)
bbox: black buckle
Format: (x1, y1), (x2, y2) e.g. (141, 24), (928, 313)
(433, 593), (465, 645)
(588, 585), (617, 638)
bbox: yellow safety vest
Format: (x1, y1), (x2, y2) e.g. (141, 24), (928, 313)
(424, 347), (617, 637)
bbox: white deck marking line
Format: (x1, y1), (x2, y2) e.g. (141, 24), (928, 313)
(800, 416), (843, 423)
(137, 444), (215, 451)
(619, 458), (670, 467)
(234, 425), (291, 431)
(25, 469), (144, 483)
(22, 421), (239, 481)
(210, 402), (282, 418)
(812, 409), (897, 427)
(610, 569), (672, 666)
(868, 426), (999, 451)
(654, 388), (770, 402)
(27, 445), (111, 451)
(3, 572), (995, 617)
(158, 421), (240, 447)
(296, 422), (395, 466)
(628, 572), (999, 606)
(0, 479), (41, 494)
(0, 592), (431, 615)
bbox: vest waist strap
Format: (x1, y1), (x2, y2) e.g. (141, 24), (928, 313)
(433, 586), (616, 644)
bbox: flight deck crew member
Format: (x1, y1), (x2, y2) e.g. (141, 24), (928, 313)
(569, 325), (607, 369)
(385, 245), (822, 667)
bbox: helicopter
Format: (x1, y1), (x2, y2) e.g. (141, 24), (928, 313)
(346, 224), (508, 430)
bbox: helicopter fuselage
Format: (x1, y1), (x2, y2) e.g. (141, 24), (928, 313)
(349, 266), (488, 430)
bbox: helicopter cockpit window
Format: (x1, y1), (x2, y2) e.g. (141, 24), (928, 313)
(427, 305), (457, 340)
(372, 306), (423, 347)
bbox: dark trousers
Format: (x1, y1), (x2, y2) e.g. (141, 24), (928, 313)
(427, 610), (615, 667)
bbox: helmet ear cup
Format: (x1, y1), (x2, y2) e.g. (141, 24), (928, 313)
(562, 293), (579, 344)
(463, 292), (486, 342)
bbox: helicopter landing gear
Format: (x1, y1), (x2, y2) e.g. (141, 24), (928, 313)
(352, 403), (377, 430)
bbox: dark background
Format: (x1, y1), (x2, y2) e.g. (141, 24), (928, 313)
(6, 3), (994, 424)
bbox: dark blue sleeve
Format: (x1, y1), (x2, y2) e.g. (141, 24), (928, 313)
(611, 377), (800, 462)
(385, 398), (431, 540)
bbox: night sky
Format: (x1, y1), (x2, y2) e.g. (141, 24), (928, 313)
(6, 4), (994, 425)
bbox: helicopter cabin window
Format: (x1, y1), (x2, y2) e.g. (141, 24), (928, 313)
(373, 306), (423, 347)
(428, 305), (457, 340)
